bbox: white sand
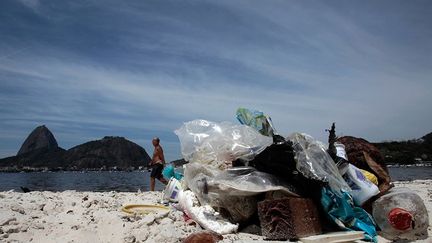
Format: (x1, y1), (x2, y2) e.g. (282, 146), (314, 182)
(0, 180), (431, 243)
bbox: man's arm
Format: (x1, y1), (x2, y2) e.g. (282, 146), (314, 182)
(157, 147), (165, 163)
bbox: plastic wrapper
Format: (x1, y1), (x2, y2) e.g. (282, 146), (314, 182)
(184, 162), (299, 222)
(175, 119), (273, 169)
(236, 107), (276, 136)
(288, 133), (350, 194)
(178, 190), (238, 234)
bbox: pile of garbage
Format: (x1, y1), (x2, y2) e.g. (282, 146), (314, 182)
(163, 108), (429, 242)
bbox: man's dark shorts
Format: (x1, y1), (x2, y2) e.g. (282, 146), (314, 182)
(150, 163), (164, 179)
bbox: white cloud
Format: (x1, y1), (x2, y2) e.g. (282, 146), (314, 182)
(1, 0), (431, 159)
(17, 0), (41, 12)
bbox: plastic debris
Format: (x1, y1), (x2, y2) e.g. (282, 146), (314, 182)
(242, 135), (296, 177)
(339, 162), (380, 206)
(321, 186), (377, 242)
(121, 204), (170, 216)
(175, 119), (273, 169)
(171, 110), (416, 242)
(236, 107), (276, 137)
(337, 136), (392, 194)
(183, 162), (299, 222)
(334, 142), (348, 161)
(360, 169), (378, 186)
(300, 231), (365, 243)
(162, 178), (183, 203)
(178, 190), (238, 234)
(372, 187), (429, 241)
(162, 164), (184, 180)
(288, 133), (350, 194)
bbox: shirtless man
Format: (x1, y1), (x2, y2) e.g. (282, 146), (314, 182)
(149, 137), (168, 191)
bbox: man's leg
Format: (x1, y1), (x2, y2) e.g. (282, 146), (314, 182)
(150, 177), (156, 191)
(158, 177), (168, 185)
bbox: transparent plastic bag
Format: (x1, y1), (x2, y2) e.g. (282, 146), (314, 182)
(208, 166), (300, 197)
(288, 132), (350, 194)
(175, 119), (273, 169)
(183, 162), (217, 205)
(183, 162), (299, 222)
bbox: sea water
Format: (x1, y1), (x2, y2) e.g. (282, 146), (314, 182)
(0, 166), (431, 192)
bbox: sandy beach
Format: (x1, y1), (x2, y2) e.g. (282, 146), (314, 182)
(1, 180), (431, 243)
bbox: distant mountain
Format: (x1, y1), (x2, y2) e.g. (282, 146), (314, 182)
(65, 136), (151, 169)
(373, 132), (432, 164)
(0, 147), (66, 168)
(0, 126), (151, 170)
(17, 125), (59, 155)
(422, 132), (432, 144)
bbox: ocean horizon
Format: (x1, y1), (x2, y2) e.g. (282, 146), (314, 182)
(0, 166), (431, 192)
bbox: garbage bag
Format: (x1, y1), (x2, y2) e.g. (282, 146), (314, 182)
(288, 133), (350, 194)
(175, 119), (273, 169)
(321, 186), (377, 242)
(241, 135), (325, 200)
(236, 107), (276, 137)
(240, 135), (296, 174)
(184, 162), (299, 222)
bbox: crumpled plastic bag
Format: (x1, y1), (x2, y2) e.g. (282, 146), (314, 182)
(236, 107), (276, 137)
(175, 119), (273, 169)
(207, 166), (300, 197)
(183, 162), (299, 222)
(288, 132), (350, 194)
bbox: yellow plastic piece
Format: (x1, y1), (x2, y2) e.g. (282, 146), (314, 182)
(121, 204), (170, 215)
(360, 169), (378, 185)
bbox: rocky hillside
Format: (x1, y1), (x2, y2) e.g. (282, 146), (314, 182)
(65, 136), (151, 169)
(0, 126), (151, 170)
(374, 132), (432, 164)
(17, 125), (59, 155)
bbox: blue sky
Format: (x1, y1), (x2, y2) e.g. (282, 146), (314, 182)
(1, 0), (431, 161)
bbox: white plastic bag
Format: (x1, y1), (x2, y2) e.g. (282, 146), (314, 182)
(178, 190), (238, 234)
(175, 119), (273, 169)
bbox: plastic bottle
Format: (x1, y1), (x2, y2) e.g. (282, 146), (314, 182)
(334, 142), (348, 160)
(372, 187), (429, 241)
(339, 162), (380, 206)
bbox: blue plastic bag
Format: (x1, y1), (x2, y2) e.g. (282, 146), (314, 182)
(321, 186), (377, 242)
(163, 164), (183, 180)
